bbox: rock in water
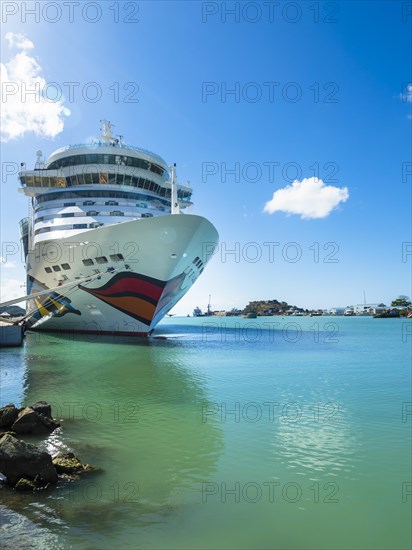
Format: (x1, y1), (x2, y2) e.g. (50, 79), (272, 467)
(0, 404), (19, 429)
(29, 401), (52, 419)
(11, 407), (60, 435)
(10, 407), (38, 434)
(52, 452), (100, 479)
(0, 434), (58, 486)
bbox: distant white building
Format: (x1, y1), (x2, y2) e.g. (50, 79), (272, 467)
(353, 304), (386, 315)
(329, 307), (346, 315)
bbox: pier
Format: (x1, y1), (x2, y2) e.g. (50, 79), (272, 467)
(0, 320), (23, 347)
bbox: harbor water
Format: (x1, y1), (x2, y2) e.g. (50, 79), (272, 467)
(0, 316), (411, 549)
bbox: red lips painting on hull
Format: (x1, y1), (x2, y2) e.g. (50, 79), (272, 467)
(80, 272), (167, 326)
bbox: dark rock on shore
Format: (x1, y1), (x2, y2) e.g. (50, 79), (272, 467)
(0, 402), (100, 492)
(12, 406), (60, 435)
(30, 400), (53, 419)
(0, 404), (19, 429)
(0, 401), (60, 435)
(0, 435), (101, 491)
(0, 433), (58, 487)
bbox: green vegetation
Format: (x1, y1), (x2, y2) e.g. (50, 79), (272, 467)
(242, 300), (303, 316)
(391, 295), (411, 307)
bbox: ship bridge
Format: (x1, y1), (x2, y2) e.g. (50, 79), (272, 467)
(18, 121), (193, 244)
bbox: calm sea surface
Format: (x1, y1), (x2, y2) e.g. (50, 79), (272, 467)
(1, 316), (411, 549)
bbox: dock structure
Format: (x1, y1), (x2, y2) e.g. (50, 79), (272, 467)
(0, 321), (24, 347)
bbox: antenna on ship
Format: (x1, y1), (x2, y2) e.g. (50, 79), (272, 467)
(35, 150), (44, 169)
(98, 119), (123, 147)
(100, 119), (114, 138)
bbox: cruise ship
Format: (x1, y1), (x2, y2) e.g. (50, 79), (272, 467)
(17, 121), (218, 336)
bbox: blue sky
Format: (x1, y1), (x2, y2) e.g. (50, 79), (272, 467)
(1, 1), (411, 313)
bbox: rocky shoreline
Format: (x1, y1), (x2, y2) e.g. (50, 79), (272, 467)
(0, 401), (100, 491)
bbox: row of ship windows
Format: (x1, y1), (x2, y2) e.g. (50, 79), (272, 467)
(35, 210), (145, 223)
(37, 224), (95, 235)
(82, 254), (124, 266)
(188, 256), (204, 276)
(41, 211), (124, 220)
(193, 256), (204, 269)
(65, 174), (166, 191)
(34, 189), (183, 207)
(23, 173), (192, 201)
(24, 175), (192, 202)
(43, 254), (125, 273)
(34, 215), (154, 235)
(46, 154), (166, 177)
(35, 205), (167, 222)
(21, 173), (167, 194)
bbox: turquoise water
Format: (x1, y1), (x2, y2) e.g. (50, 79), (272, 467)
(1, 316), (411, 549)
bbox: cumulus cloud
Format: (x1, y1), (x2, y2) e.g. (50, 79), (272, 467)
(5, 32), (34, 51)
(263, 177), (349, 219)
(1, 32), (70, 142)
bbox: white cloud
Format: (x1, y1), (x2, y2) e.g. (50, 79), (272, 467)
(264, 177), (349, 219)
(1, 33), (70, 142)
(0, 278), (25, 304)
(0, 256), (16, 268)
(400, 83), (412, 103)
(5, 32), (34, 51)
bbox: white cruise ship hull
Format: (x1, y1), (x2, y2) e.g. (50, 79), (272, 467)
(25, 214), (218, 336)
